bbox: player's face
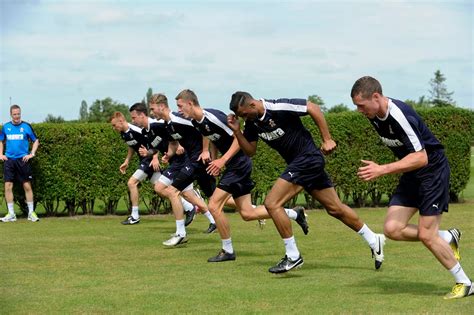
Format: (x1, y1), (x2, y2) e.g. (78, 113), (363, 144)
(110, 118), (126, 132)
(130, 110), (146, 128)
(10, 108), (21, 124)
(236, 103), (258, 121)
(149, 102), (161, 119)
(352, 93), (378, 119)
(177, 99), (193, 118)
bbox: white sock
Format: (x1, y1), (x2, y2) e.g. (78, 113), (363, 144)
(358, 224), (378, 249)
(449, 263), (471, 285)
(176, 219), (186, 237)
(204, 211), (215, 224)
(27, 202), (34, 214)
(439, 230), (452, 243)
(222, 238), (233, 254)
(284, 208), (297, 220)
(131, 206), (139, 219)
(181, 197), (194, 212)
(7, 203), (15, 216)
(283, 236), (300, 261)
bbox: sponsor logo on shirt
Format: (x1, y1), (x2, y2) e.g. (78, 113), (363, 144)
(6, 134), (24, 140)
(171, 133), (182, 140)
(206, 133), (221, 141)
(151, 136), (163, 147)
(380, 136), (403, 147)
(259, 128), (285, 141)
(126, 140), (138, 146)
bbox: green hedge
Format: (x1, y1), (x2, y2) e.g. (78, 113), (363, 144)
(0, 108), (471, 215)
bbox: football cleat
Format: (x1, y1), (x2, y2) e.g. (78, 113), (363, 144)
(293, 206), (309, 235)
(257, 219), (266, 230)
(207, 249), (236, 262)
(1, 213), (17, 222)
(121, 216), (140, 225)
(447, 228), (462, 261)
(204, 223), (217, 234)
(371, 234), (386, 270)
(27, 212), (40, 222)
(268, 255), (304, 274)
(443, 282), (474, 300)
(184, 206), (197, 227)
(163, 234), (188, 247)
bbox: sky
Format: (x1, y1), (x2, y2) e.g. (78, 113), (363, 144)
(0, 0), (473, 123)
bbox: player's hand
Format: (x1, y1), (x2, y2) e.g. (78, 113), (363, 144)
(22, 154), (34, 162)
(357, 160), (384, 181)
(176, 145), (185, 155)
(0, 154), (9, 161)
(198, 151), (211, 164)
(119, 161), (129, 174)
(161, 153), (169, 165)
(321, 139), (336, 155)
(138, 145), (148, 157)
(227, 114), (241, 133)
(206, 158), (225, 176)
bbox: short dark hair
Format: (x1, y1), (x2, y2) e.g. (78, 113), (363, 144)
(10, 104), (21, 114)
(129, 102), (148, 116)
(175, 89), (200, 106)
(351, 76), (383, 99)
(229, 91), (253, 112)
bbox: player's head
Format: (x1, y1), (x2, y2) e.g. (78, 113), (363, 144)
(351, 76), (384, 119)
(229, 91), (258, 121)
(149, 93), (168, 119)
(109, 111), (128, 132)
(129, 102), (148, 128)
(10, 104), (22, 124)
(175, 89), (199, 119)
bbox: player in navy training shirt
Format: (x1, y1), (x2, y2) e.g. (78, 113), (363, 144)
(351, 76), (472, 299)
(110, 111), (161, 225)
(0, 104), (40, 222)
(148, 93), (217, 234)
(129, 103), (199, 247)
(229, 92), (384, 274)
(176, 89), (309, 263)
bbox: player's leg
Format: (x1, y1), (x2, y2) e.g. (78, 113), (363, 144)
(264, 178), (304, 273)
(2, 159), (17, 222)
(384, 205), (418, 241)
(122, 169), (147, 225)
(23, 181), (38, 222)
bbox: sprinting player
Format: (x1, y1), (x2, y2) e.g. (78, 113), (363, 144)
(351, 76), (471, 299)
(0, 104), (40, 222)
(229, 92), (384, 273)
(148, 93), (218, 234)
(129, 103), (202, 247)
(176, 89), (308, 263)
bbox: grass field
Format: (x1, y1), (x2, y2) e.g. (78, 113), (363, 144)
(1, 151), (473, 314)
(1, 204), (473, 314)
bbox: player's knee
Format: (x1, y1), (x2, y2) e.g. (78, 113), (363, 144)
(263, 199), (280, 212)
(417, 229), (435, 247)
(383, 221), (402, 240)
(127, 178), (139, 189)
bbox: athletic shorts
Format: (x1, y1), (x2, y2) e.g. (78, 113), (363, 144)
(280, 153), (333, 193)
(131, 158), (161, 184)
(3, 158), (33, 183)
(389, 151), (450, 216)
(171, 161), (216, 197)
(218, 154), (255, 198)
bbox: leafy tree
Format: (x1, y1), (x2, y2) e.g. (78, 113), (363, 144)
(44, 114), (65, 123)
(428, 70), (455, 107)
(308, 94), (327, 113)
(88, 98), (130, 122)
(327, 103), (350, 114)
(79, 100), (88, 121)
(405, 96), (431, 109)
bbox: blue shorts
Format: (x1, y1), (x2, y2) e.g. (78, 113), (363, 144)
(389, 151), (450, 216)
(280, 153), (333, 193)
(138, 157), (155, 179)
(172, 161), (216, 197)
(3, 158), (33, 183)
(218, 154), (255, 198)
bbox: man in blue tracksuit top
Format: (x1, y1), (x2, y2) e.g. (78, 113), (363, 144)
(0, 104), (40, 222)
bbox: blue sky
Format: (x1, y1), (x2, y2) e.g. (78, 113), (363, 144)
(1, 0), (472, 123)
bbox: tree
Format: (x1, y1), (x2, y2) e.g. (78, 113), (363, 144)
(88, 98), (130, 122)
(327, 103), (350, 114)
(44, 114), (65, 123)
(428, 70), (455, 107)
(79, 100), (88, 121)
(405, 96), (431, 110)
(146, 87), (153, 105)
(308, 94), (327, 113)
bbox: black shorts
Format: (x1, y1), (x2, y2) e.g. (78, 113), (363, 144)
(389, 152), (450, 216)
(280, 153), (333, 193)
(138, 157), (155, 179)
(172, 161), (216, 197)
(218, 155), (255, 198)
(3, 158), (33, 183)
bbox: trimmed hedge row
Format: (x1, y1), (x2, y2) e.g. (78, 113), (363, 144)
(0, 107), (471, 215)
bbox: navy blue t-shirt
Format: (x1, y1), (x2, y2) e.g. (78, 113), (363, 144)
(243, 98), (322, 164)
(166, 112), (203, 162)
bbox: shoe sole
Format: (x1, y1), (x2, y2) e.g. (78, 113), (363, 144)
(163, 239), (188, 247)
(269, 260), (304, 274)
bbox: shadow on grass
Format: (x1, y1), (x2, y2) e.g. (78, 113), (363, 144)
(354, 277), (445, 296)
